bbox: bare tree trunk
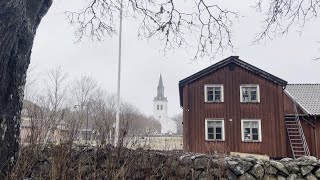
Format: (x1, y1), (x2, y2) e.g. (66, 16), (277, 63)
(0, 0), (52, 174)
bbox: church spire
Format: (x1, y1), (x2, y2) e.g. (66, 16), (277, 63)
(154, 74), (167, 101)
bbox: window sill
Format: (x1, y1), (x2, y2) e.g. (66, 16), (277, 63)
(242, 140), (262, 143)
(206, 139), (225, 142)
(205, 101), (224, 103)
(240, 102), (260, 104)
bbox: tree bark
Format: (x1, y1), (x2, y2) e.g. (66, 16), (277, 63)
(0, 0), (52, 174)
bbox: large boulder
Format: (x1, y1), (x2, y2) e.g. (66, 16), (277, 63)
(287, 174), (298, 180)
(228, 161), (252, 175)
(265, 165), (278, 175)
(284, 162), (300, 174)
(276, 175), (286, 180)
(305, 173), (317, 180)
(270, 160), (289, 176)
(193, 157), (207, 170)
(314, 167), (320, 178)
(300, 165), (314, 176)
(238, 173), (256, 180)
(249, 163), (264, 179)
(296, 156), (317, 166)
(263, 174), (277, 180)
(211, 158), (227, 168)
(226, 169), (237, 180)
(179, 155), (192, 166)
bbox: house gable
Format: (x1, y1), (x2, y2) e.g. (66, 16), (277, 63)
(179, 56), (287, 107)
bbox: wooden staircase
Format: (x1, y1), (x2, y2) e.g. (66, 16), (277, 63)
(285, 119), (310, 159)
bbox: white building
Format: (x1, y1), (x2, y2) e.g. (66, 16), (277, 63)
(153, 74), (177, 134)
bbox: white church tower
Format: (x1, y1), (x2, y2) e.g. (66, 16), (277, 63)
(153, 74), (177, 134)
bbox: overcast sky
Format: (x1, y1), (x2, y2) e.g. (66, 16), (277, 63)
(30, 0), (320, 117)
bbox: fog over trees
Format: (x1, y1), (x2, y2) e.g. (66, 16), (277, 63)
(22, 66), (162, 146)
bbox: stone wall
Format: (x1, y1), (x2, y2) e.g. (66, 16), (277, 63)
(12, 145), (320, 179)
(180, 154), (320, 179)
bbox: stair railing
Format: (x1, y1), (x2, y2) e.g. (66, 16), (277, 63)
(294, 103), (310, 156)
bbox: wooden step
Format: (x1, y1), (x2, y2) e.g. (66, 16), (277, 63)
(288, 132), (300, 134)
(292, 146), (304, 149)
(291, 143), (303, 145)
(293, 150), (306, 153)
(286, 121), (298, 123)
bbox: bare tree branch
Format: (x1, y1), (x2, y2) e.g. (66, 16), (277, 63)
(254, 0), (320, 43)
(66, 0), (238, 60)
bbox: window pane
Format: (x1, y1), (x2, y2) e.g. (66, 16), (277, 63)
(242, 88), (249, 101)
(207, 121), (214, 127)
(243, 122), (250, 128)
(216, 127), (222, 134)
(214, 121), (222, 127)
(214, 87), (221, 102)
(215, 94), (221, 101)
(252, 134), (259, 140)
(208, 127), (214, 133)
(252, 122), (259, 128)
(244, 128), (251, 140)
(252, 128), (258, 134)
(208, 134), (214, 140)
(251, 90), (257, 101)
(207, 87), (214, 101)
(207, 87), (214, 91)
(244, 128), (250, 134)
(216, 133), (222, 140)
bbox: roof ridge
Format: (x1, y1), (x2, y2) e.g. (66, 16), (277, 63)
(179, 56), (288, 107)
(287, 83), (320, 85)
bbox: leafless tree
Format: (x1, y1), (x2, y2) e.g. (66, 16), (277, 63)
(40, 66), (69, 145)
(254, 0), (320, 44)
(21, 66), (70, 146)
(172, 113), (183, 135)
(90, 91), (114, 146)
(66, 0), (238, 60)
(69, 75), (100, 143)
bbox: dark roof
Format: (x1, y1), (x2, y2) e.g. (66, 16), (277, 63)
(285, 84), (320, 115)
(179, 56), (287, 107)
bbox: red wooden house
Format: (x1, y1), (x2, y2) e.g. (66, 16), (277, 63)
(179, 56), (320, 158)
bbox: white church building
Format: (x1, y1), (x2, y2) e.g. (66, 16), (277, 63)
(153, 74), (177, 134)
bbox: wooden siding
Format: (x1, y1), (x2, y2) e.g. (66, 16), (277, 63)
(182, 64), (289, 157)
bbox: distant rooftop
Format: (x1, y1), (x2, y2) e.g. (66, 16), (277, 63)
(285, 84), (320, 115)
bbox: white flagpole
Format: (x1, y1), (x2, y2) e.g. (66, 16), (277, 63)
(114, 0), (123, 147)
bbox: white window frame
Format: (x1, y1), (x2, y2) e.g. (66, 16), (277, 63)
(204, 84), (224, 103)
(241, 119), (262, 142)
(205, 119), (225, 141)
(240, 84), (260, 103)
